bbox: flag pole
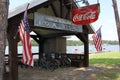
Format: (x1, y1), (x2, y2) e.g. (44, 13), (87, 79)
(14, 3), (30, 39)
(99, 25), (102, 29)
(26, 3), (30, 10)
(91, 25), (102, 36)
(97, 0), (99, 3)
(14, 27), (19, 39)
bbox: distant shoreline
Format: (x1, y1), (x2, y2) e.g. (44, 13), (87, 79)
(5, 45), (119, 54)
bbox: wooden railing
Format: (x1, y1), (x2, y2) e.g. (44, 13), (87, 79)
(5, 53), (85, 67)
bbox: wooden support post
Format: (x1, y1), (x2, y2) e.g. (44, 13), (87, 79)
(0, 0), (9, 80)
(83, 26), (89, 67)
(39, 37), (44, 60)
(8, 36), (18, 80)
(76, 32), (89, 67)
(31, 32), (45, 61)
(76, 25), (89, 67)
(84, 33), (89, 67)
(7, 24), (18, 80)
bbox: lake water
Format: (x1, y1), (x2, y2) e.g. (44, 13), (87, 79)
(67, 45), (119, 53)
(5, 45), (119, 54)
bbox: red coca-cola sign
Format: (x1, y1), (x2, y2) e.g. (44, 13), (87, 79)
(72, 4), (99, 25)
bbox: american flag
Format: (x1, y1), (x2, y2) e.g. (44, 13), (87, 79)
(19, 10), (33, 66)
(92, 27), (102, 52)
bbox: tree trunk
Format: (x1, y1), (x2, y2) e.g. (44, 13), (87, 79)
(112, 0), (120, 50)
(0, 0), (9, 80)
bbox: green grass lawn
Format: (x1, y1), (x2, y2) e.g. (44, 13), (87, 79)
(90, 52), (120, 66)
(89, 52), (120, 80)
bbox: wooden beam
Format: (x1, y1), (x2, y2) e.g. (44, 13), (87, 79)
(65, 9), (70, 19)
(76, 33), (87, 43)
(50, 3), (59, 17)
(31, 35), (39, 43)
(43, 32), (74, 39)
(60, 0), (63, 18)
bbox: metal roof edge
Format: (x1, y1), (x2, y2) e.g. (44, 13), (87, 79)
(8, 0), (48, 19)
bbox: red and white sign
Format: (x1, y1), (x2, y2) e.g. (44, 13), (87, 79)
(72, 4), (99, 25)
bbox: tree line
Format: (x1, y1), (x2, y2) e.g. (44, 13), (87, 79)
(16, 40), (119, 46)
(67, 40), (119, 46)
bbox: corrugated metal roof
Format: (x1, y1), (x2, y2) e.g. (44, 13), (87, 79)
(8, 0), (48, 18)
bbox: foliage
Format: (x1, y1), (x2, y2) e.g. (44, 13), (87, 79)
(17, 39), (119, 46)
(18, 40), (38, 46)
(67, 40), (83, 46)
(67, 40), (119, 46)
(89, 40), (119, 45)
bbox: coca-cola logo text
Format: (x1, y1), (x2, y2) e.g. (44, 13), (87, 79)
(73, 11), (96, 22)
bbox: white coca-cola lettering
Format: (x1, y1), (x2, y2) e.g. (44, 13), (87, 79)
(73, 11), (97, 22)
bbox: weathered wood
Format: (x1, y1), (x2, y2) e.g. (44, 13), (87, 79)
(82, 26), (89, 67)
(60, 0), (63, 18)
(50, 3), (59, 17)
(39, 37), (44, 60)
(7, 10), (21, 80)
(83, 33), (89, 67)
(0, 0), (9, 80)
(8, 37), (18, 80)
(7, 23), (18, 80)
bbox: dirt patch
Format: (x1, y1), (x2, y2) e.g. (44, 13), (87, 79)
(18, 66), (102, 80)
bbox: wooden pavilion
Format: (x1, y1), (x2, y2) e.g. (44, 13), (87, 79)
(7, 0), (94, 80)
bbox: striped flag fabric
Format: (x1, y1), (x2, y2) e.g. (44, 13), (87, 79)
(19, 10), (34, 66)
(92, 27), (102, 52)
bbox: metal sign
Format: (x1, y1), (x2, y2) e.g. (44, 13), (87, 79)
(34, 12), (82, 32)
(72, 3), (99, 24)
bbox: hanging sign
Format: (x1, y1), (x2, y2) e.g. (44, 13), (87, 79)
(34, 12), (82, 33)
(72, 3), (100, 25)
